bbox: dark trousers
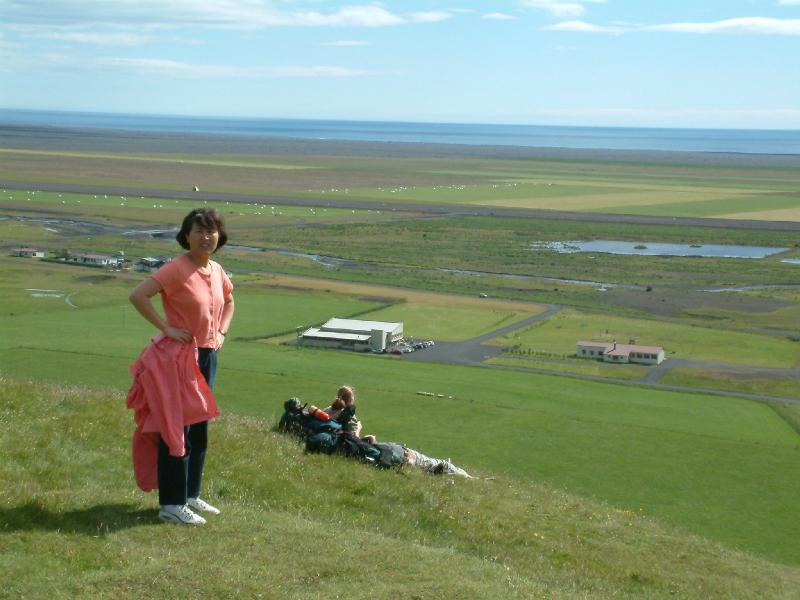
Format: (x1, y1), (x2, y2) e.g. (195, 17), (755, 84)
(158, 347), (217, 506)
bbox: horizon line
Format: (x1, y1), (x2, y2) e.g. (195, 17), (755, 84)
(1, 107), (799, 133)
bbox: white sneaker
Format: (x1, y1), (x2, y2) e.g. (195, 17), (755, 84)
(159, 504), (207, 525)
(187, 497), (220, 515)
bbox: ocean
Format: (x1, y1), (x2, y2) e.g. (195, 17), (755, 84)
(1, 109), (798, 155)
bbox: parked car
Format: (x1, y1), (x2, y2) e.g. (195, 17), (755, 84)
(390, 348), (402, 355)
(401, 347), (414, 353)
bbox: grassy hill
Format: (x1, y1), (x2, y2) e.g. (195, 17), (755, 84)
(4, 259), (800, 566)
(2, 376), (800, 599)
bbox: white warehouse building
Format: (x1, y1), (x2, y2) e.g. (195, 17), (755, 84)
(300, 317), (404, 353)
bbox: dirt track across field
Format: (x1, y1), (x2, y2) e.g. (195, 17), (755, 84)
(4, 179), (800, 233)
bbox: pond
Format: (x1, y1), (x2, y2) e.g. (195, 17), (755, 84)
(532, 240), (788, 259)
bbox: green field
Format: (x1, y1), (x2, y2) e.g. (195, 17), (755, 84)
(3, 142), (800, 594)
(661, 369), (800, 401)
(2, 144), (798, 219)
(6, 378), (800, 599)
(487, 354), (649, 380)
(6, 189), (800, 297)
(363, 302), (539, 341)
(681, 303), (800, 332)
(0, 189), (399, 227)
(2, 258), (800, 566)
(486, 308), (800, 368)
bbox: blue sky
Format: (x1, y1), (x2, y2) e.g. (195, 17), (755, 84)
(0, 1), (798, 128)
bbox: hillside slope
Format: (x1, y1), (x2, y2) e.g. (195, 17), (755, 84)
(1, 376), (799, 599)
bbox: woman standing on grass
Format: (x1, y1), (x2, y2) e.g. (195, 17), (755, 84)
(129, 207), (234, 525)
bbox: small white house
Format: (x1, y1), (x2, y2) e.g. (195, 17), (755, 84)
(577, 341), (665, 365)
(75, 253), (120, 267)
(75, 254), (118, 267)
(11, 247), (45, 258)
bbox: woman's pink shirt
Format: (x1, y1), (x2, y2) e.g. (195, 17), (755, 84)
(151, 254), (233, 348)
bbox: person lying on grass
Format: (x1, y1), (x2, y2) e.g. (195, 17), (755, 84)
(370, 439), (472, 478)
(318, 385), (472, 478)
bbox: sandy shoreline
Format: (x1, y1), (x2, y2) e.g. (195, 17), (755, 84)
(2, 124), (799, 168)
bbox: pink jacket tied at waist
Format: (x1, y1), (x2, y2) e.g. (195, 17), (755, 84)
(126, 335), (219, 492)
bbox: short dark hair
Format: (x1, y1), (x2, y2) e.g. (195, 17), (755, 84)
(176, 208), (228, 251)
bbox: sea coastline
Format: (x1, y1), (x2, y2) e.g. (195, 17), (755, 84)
(1, 123), (799, 168)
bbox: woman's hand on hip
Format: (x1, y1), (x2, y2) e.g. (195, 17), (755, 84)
(164, 326), (192, 343)
(215, 331), (226, 351)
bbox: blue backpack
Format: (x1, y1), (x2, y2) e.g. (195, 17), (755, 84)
(279, 397), (345, 453)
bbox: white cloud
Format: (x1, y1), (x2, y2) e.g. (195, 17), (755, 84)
(36, 31), (151, 45)
(646, 17), (800, 35)
(544, 16), (800, 35)
(543, 20), (623, 33)
(286, 6), (405, 27)
(98, 57), (368, 78)
(322, 40), (369, 47)
(409, 11), (452, 24)
(778, 0), (800, 5)
(519, 0), (605, 19)
(482, 13), (517, 21)
(0, 1), (452, 30)
(520, 1), (586, 18)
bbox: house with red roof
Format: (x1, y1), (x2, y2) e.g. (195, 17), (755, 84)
(577, 341), (665, 365)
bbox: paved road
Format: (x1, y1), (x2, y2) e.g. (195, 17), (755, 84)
(405, 305), (562, 365)
(401, 305), (800, 406)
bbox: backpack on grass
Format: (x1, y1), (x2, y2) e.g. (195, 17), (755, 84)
(279, 396), (345, 453)
(338, 435), (406, 469)
(278, 398), (405, 469)
(278, 397), (335, 436)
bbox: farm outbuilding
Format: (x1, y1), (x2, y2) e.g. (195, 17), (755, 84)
(577, 341), (665, 365)
(135, 257), (170, 272)
(300, 317), (403, 353)
(11, 247), (45, 258)
(74, 253), (121, 267)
